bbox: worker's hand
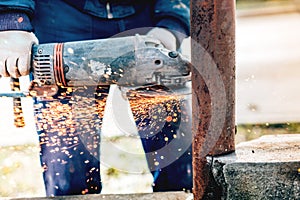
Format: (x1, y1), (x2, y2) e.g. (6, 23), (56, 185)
(0, 30), (38, 78)
(147, 27), (177, 51)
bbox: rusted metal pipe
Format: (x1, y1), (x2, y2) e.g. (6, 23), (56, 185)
(191, 0), (236, 199)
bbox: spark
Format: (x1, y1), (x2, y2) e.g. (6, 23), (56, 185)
(30, 85), (189, 194)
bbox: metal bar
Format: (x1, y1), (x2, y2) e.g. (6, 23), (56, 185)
(191, 0), (236, 199)
(0, 91), (29, 98)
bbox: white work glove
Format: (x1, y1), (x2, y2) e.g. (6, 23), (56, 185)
(0, 30), (38, 78)
(147, 27), (177, 51)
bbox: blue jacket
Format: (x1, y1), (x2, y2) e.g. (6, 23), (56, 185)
(0, 0), (190, 41)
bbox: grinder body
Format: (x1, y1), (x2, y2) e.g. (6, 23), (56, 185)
(31, 35), (191, 96)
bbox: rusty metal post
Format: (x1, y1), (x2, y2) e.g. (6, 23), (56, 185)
(191, 0), (236, 199)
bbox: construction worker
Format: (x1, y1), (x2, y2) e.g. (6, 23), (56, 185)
(0, 0), (192, 196)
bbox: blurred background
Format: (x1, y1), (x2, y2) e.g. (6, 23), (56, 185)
(1, 0), (300, 197)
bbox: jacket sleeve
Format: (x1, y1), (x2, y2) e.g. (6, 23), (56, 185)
(154, 0), (190, 43)
(0, 0), (35, 31)
(0, 0), (35, 13)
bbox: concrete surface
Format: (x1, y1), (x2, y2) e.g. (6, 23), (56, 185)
(3, 192), (193, 200)
(236, 11), (300, 124)
(233, 134), (300, 162)
(211, 134), (300, 200)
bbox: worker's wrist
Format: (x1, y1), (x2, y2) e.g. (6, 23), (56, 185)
(147, 27), (177, 51)
(0, 11), (33, 31)
(156, 18), (190, 48)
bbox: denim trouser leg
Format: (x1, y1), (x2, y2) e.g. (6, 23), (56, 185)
(34, 86), (109, 196)
(129, 93), (193, 191)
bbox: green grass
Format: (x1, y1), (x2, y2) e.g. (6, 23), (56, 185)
(236, 0), (293, 9)
(106, 167), (120, 177)
(236, 122), (300, 144)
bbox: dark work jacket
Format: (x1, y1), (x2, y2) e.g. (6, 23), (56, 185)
(0, 0), (190, 42)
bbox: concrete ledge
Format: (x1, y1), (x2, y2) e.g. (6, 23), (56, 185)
(223, 162), (300, 199)
(234, 134), (300, 162)
(212, 134), (300, 200)
(7, 192), (193, 200)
